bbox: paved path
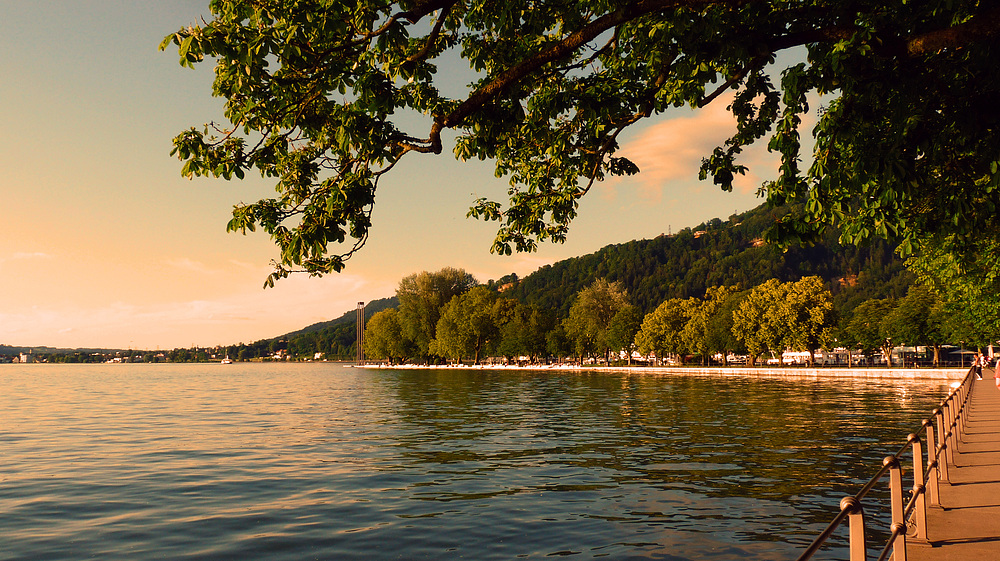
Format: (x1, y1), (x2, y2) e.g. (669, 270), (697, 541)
(907, 369), (1000, 560)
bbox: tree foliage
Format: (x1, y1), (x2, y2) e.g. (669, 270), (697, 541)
(363, 308), (410, 362)
(430, 286), (499, 364)
(495, 300), (555, 361)
(730, 277), (834, 365)
(907, 243), (1000, 348)
(270, 265), (955, 366)
(732, 279), (788, 365)
(397, 267), (477, 358)
(163, 1), (1000, 284)
(563, 278), (629, 361)
(681, 285), (743, 364)
(881, 284), (947, 366)
(778, 276), (835, 363)
(635, 297), (696, 361)
(606, 304), (643, 364)
(845, 298), (897, 366)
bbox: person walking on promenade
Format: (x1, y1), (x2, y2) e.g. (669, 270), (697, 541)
(975, 352), (984, 380)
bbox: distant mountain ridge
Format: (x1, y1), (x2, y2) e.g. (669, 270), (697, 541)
(0, 344), (124, 356)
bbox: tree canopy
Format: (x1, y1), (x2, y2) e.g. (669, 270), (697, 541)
(563, 278), (630, 360)
(163, 1), (1000, 285)
(363, 308), (410, 362)
(430, 285), (499, 363)
(397, 267), (477, 357)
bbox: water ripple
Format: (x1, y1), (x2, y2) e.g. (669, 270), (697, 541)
(0, 364), (950, 560)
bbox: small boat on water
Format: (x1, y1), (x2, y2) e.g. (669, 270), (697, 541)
(221, 356), (233, 364)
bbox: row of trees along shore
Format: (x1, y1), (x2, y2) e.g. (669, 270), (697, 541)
(363, 267), (978, 368)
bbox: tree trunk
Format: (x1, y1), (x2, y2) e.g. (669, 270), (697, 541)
(882, 345), (893, 367)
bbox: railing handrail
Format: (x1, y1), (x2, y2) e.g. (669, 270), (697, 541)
(795, 365), (976, 561)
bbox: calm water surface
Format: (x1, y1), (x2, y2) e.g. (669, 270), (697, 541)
(0, 364), (952, 560)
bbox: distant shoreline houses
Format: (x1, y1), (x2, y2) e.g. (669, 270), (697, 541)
(0, 352), (40, 363)
(605, 345), (962, 368)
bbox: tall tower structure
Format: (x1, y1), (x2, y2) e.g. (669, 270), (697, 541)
(356, 301), (365, 366)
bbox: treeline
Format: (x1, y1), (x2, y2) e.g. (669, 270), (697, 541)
(363, 267), (560, 364)
(635, 280), (959, 367)
(276, 203), (917, 362)
(20, 347), (227, 364)
(362, 268), (971, 368)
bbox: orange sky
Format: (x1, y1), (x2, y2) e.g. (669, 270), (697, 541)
(0, 1), (773, 349)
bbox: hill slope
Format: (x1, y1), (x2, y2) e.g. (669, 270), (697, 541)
(280, 296), (399, 339)
(499, 204), (912, 317)
(279, 203), (913, 352)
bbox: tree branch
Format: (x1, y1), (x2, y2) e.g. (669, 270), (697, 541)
(905, 6), (1000, 56)
(438, 0), (748, 130)
(405, 3), (455, 64)
(398, 0), (461, 25)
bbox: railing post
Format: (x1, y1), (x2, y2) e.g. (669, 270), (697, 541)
(908, 433), (928, 541)
(953, 387), (965, 441)
(841, 496), (867, 561)
(960, 377), (972, 434)
(952, 391), (969, 446)
(935, 407), (950, 483)
(924, 418), (940, 507)
(943, 399), (957, 467)
(885, 457), (907, 561)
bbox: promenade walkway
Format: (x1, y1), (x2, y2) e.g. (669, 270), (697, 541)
(907, 368), (1000, 560)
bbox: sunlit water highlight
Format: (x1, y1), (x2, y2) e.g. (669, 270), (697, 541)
(0, 363), (951, 560)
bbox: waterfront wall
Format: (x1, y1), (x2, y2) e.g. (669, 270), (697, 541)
(362, 363), (968, 380)
(601, 366), (966, 380)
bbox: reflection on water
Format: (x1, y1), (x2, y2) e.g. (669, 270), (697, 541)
(0, 364), (950, 560)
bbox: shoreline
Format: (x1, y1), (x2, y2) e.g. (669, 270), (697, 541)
(356, 363), (968, 380)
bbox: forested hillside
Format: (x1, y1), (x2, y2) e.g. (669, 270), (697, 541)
(498, 204), (913, 318)
(274, 204), (914, 361)
(267, 296), (399, 359)
(282, 296), (399, 339)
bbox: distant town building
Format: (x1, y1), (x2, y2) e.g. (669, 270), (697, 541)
(18, 352), (34, 363)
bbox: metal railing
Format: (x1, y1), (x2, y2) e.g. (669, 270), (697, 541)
(795, 365), (976, 561)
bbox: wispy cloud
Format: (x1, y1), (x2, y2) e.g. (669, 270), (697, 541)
(0, 251), (55, 273)
(614, 101), (779, 201)
(9, 252), (52, 260)
(164, 257), (219, 275)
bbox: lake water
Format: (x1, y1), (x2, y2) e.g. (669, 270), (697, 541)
(0, 363), (952, 560)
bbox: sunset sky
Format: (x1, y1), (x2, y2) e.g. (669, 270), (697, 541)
(1, 1), (776, 350)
